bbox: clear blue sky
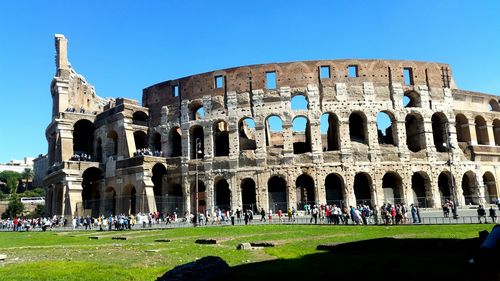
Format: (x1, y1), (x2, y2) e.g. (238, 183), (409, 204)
(0, 1), (499, 162)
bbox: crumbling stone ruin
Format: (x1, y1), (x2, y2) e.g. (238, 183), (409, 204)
(44, 34), (499, 217)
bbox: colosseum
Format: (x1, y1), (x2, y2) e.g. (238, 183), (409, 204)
(44, 34), (500, 217)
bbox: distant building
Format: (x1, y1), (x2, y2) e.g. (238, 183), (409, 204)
(33, 154), (49, 187)
(0, 157), (34, 174)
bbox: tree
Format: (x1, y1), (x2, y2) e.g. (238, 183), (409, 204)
(21, 168), (34, 192)
(2, 195), (24, 219)
(0, 171), (21, 194)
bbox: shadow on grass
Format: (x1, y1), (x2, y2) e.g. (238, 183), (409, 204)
(228, 237), (483, 281)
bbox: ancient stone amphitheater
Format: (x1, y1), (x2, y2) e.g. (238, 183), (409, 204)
(44, 34), (499, 217)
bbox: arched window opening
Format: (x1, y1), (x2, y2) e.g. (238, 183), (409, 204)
(189, 126), (204, 159)
(377, 112), (396, 145)
(104, 187), (116, 216)
(382, 173), (403, 204)
(133, 131), (148, 151)
(152, 163), (167, 198)
(411, 172), (431, 208)
(214, 120), (229, 157)
(325, 174), (344, 206)
(493, 119), (500, 146)
(291, 94), (309, 110)
(81, 167), (103, 217)
(455, 114), (471, 143)
(320, 113), (340, 151)
(239, 118), (256, 151)
(73, 119), (95, 159)
(132, 111), (148, 126)
(107, 130), (118, 156)
(169, 127), (182, 157)
(475, 116), (489, 145)
(268, 176), (287, 212)
(403, 91), (421, 108)
(215, 179), (231, 210)
(405, 113), (426, 152)
(353, 173), (372, 206)
(265, 115), (283, 149)
(483, 172), (498, 203)
(191, 180), (206, 214)
(151, 132), (162, 154)
(462, 171), (479, 205)
(241, 178), (257, 212)
(349, 112), (367, 144)
(296, 174), (315, 209)
(292, 116), (311, 154)
(438, 172), (452, 202)
(488, 99), (500, 112)
(431, 113), (449, 152)
(190, 102), (205, 120)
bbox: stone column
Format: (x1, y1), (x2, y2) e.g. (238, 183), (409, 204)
(486, 124), (495, 146)
(468, 121), (478, 145)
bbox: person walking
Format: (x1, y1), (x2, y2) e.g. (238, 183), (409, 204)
(260, 208), (266, 222)
(477, 205), (487, 223)
(411, 204), (418, 223)
(488, 206), (496, 223)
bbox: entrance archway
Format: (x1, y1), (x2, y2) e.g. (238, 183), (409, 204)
(268, 176), (287, 212)
(353, 173), (372, 206)
(241, 178), (257, 212)
(411, 172), (432, 208)
(215, 179), (231, 210)
(325, 173), (344, 206)
(382, 172), (403, 204)
(81, 167), (102, 217)
(483, 172), (498, 203)
(296, 174), (315, 209)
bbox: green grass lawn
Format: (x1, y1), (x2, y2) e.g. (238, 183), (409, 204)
(0, 224), (492, 281)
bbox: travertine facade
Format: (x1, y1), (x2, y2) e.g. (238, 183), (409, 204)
(44, 35), (500, 217)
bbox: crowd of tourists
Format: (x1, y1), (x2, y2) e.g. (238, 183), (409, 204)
(70, 153), (92, 161)
(0, 216), (64, 231)
(133, 148), (162, 157)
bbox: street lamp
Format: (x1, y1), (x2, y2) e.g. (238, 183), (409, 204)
(194, 138), (202, 226)
(444, 123), (459, 219)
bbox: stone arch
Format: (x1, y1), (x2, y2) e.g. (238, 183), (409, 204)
(349, 111), (368, 144)
(213, 120), (229, 157)
(239, 117), (256, 151)
(411, 172), (432, 208)
(462, 171), (479, 205)
(150, 131), (161, 153)
(106, 130), (118, 156)
(81, 167), (103, 217)
(353, 172), (372, 206)
(268, 175), (287, 212)
(475, 116), (489, 145)
(133, 131), (148, 150)
(169, 127), (182, 157)
(403, 90), (421, 108)
(189, 101), (205, 120)
(455, 114), (471, 143)
(377, 111), (397, 145)
(132, 111), (148, 126)
(438, 171), (453, 202)
(104, 186), (116, 216)
(482, 172), (498, 203)
(325, 173), (345, 206)
(241, 178), (257, 212)
(152, 163), (167, 199)
(488, 99), (500, 112)
(320, 112), (340, 151)
(382, 172), (403, 204)
(122, 184), (138, 215)
(292, 116), (312, 154)
(431, 112), (449, 152)
(291, 94), (309, 110)
(189, 125), (204, 159)
(265, 115), (283, 148)
(73, 119), (95, 158)
(493, 119), (500, 146)
(405, 113), (426, 152)
(296, 174), (315, 209)
(214, 178), (231, 210)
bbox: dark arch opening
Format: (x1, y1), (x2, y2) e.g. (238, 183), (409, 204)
(214, 120), (229, 157)
(349, 112), (367, 144)
(151, 132), (161, 153)
(462, 171), (479, 205)
(412, 172), (431, 207)
(191, 180), (206, 214)
(325, 173), (344, 206)
(488, 99), (500, 112)
(404, 91), (421, 108)
(123, 185), (137, 215)
(152, 163), (167, 198)
(133, 131), (148, 150)
(107, 130), (118, 156)
(169, 127), (182, 157)
(432, 113), (449, 152)
(73, 119), (95, 158)
(438, 172), (452, 202)
(493, 119), (500, 146)
(215, 179), (231, 210)
(475, 116), (489, 145)
(190, 102), (205, 120)
(95, 138), (103, 162)
(455, 114), (471, 143)
(405, 113), (426, 152)
(382, 172), (403, 204)
(81, 167), (103, 217)
(241, 178), (257, 212)
(104, 187), (116, 216)
(239, 118), (256, 151)
(377, 112), (397, 145)
(268, 176), (287, 212)
(321, 113), (340, 151)
(190, 125), (204, 159)
(292, 116), (312, 154)
(483, 172), (498, 203)
(132, 111), (148, 126)
(353, 173), (372, 206)
(296, 174), (315, 209)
